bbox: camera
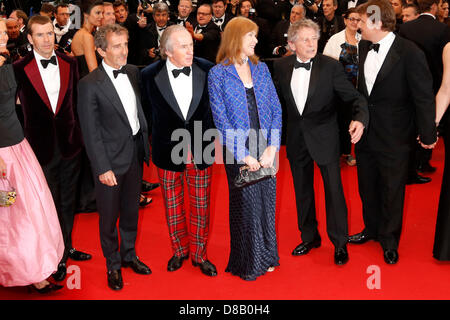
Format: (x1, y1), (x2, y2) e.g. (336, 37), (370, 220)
(141, 0), (150, 10)
(278, 46), (287, 56)
(303, 0), (315, 7)
(154, 48), (161, 56)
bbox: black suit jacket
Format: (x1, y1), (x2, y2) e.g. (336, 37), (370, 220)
(193, 21), (221, 63)
(398, 14), (450, 94)
(55, 28), (78, 54)
(273, 54), (368, 165)
(356, 37), (437, 155)
(77, 63), (150, 177)
(271, 20), (290, 55)
(140, 57), (215, 172)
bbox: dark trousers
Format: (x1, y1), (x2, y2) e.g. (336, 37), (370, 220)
(356, 148), (409, 250)
(94, 134), (144, 271)
(288, 149), (349, 248)
(41, 144), (81, 263)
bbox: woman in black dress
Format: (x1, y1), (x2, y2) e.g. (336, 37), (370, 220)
(433, 42), (450, 260)
(208, 17), (282, 280)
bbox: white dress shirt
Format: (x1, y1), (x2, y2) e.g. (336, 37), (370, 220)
(102, 60), (140, 135)
(213, 14), (225, 28)
(291, 57), (312, 116)
(166, 58), (193, 120)
(364, 32), (396, 96)
(34, 50), (60, 114)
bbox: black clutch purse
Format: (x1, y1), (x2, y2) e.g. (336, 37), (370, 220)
(234, 165), (276, 188)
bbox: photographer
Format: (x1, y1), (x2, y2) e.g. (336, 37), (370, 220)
(5, 18), (30, 62)
(137, 2), (173, 65)
(272, 4), (305, 57)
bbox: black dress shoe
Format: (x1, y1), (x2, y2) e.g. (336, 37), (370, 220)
(167, 255), (188, 272)
(292, 237), (321, 256)
(334, 247), (349, 265)
(383, 249), (399, 264)
(68, 248), (92, 261)
(192, 260), (218, 277)
(122, 257), (152, 275)
(142, 180), (160, 193)
(406, 173), (431, 185)
(52, 263), (67, 282)
(29, 282), (63, 294)
(348, 231), (376, 244)
(417, 163), (437, 174)
(107, 269), (123, 290)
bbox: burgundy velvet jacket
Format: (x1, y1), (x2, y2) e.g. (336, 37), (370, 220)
(13, 51), (83, 165)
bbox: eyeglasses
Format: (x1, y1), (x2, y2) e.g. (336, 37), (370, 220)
(346, 17), (361, 22)
(197, 12), (211, 16)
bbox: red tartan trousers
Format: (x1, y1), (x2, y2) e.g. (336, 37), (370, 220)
(157, 163), (212, 263)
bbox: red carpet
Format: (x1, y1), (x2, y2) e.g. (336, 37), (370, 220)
(1, 142), (449, 300)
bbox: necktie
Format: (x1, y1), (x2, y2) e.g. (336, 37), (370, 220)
(113, 68), (126, 78)
(177, 18), (185, 25)
(369, 43), (380, 53)
(172, 66), (191, 78)
(158, 26), (167, 32)
(214, 18), (223, 23)
(55, 24), (63, 30)
(40, 56), (57, 68)
(294, 60), (311, 71)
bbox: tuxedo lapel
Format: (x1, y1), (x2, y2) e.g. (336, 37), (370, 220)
(372, 37), (401, 91)
(185, 62), (205, 121)
(154, 62), (185, 120)
(55, 55), (69, 115)
(282, 55), (299, 116)
(358, 41), (370, 97)
(304, 55), (320, 113)
(96, 64), (130, 127)
(24, 58), (52, 113)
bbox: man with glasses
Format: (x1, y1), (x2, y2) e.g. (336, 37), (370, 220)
(186, 3), (221, 62)
(273, 19), (368, 265)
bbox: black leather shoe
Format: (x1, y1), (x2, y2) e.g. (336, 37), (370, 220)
(383, 249), (399, 264)
(167, 255), (189, 272)
(142, 180), (160, 193)
(68, 248), (92, 261)
(122, 257), (151, 275)
(52, 263), (67, 282)
(107, 269), (123, 290)
(348, 231), (376, 244)
(334, 247), (349, 265)
(192, 260), (218, 277)
(406, 173), (431, 185)
(292, 237), (321, 256)
(417, 163), (437, 174)
(29, 282), (63, 294)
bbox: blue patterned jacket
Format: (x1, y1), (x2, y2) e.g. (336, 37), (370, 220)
(208, 60), (282, 161)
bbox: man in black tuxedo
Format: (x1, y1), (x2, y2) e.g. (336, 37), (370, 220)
(54, 4), (77, 55)
(141, 25), (217, 277)
(273, 19), (368, 265)
(399, 0), (450, 175)
(186, 3), (221, 62)
(349, 0), (437, 264)
(212, 0), (234, 31)
(77, 24), (152, 291)
(176, 0), (197, 26)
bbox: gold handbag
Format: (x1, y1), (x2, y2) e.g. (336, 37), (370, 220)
(0, 178), (16, 207)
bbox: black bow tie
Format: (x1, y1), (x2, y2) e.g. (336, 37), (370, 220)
(369, 43), (380, 53)
(40, 56), (57, 68)
(177, 18), (186, 25)
(294, 60), (311, 70)
(214, 18), (223, 23)
(113, 68), (126, 78)
(158, 26), (167, 32)
(196, 25), (206, 32)
(55, 24), (63, 30)
(172, 66), (191, 78)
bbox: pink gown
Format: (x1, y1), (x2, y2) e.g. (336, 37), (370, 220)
(0, 139), (64, 287)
